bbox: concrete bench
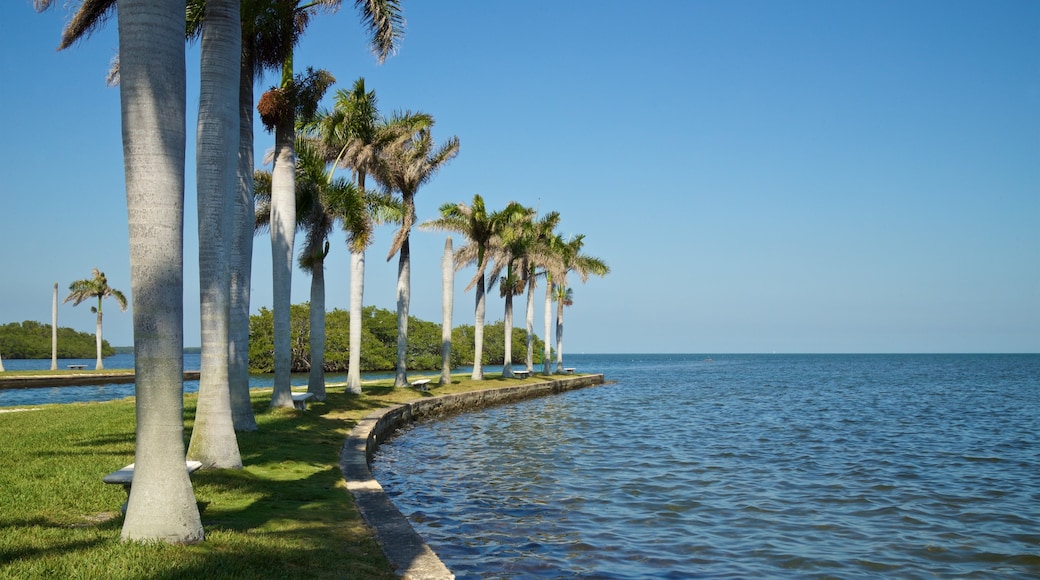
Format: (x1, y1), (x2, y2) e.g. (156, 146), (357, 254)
(103, 460), (203, 513)
(564, 367), (576, 374)
(411, 378), (431, 391)
(291, 392), (315, 410)
(67, 364), (87, 370)
(513, 370), (531, 379)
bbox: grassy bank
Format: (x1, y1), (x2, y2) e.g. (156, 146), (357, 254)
(0, 373), (546, 578)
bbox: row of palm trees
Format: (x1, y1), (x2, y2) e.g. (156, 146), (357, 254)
(34, 0), (407, 544)
(32, 0), (607, 546)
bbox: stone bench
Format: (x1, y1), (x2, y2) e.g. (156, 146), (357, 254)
(410, 378), (431, 392)
(103, 460), (203, 513)
(564, 367), (576, 374)
(67, 364), (87, 370)
(513, 370), (531, 379)
(291, 392), (315, 410)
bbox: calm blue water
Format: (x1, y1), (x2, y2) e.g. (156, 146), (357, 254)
(372, 354), (1040, 579)
(0, 353), (404, 407)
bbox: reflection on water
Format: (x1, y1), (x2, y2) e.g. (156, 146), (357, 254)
(373, 354), (1040, 579)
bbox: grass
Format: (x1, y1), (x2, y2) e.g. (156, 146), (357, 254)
(0, 372), (549, 578)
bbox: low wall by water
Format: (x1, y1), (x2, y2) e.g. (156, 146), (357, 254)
(340, 374), (605, 580)
(0, 371), (202, 390)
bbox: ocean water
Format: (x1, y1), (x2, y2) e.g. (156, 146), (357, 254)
(372, 354), (1040, 579)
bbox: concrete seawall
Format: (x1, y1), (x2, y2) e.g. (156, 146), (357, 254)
(340, 374), (606, 580)
(0, 371), (202, 390)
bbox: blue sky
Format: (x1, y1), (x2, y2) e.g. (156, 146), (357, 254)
(1, 1), (1037, 354)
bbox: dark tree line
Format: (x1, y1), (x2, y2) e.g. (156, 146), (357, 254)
(0, 321), (114, 359)
(248, 304), (545, 373)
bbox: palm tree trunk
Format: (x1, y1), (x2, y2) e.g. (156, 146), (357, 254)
(229, 41), (256, 432)
(51, 283), (58, 371)
(270, 114), (296, 408)
(502, 291), (514, 378)
(188, 0), (243, 469)
(346, 249), (365, 394)
(95, 300), (104, 370)
(542, 276), (552, 375)
(307, 256), (326, 400)
(440, 237), (453, 385)
(0, 351), (4, 372)
(525, 272), (535, 373)
(393, 237), (411, 387)
(117, 0), (203, 543)
(472, 274), (485, 381)
(555, 291), (565, 374)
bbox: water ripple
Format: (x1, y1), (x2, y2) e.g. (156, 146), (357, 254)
(372, 354), (1040, 578)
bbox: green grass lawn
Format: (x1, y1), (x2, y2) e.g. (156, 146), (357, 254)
(0, 373), (542, 578)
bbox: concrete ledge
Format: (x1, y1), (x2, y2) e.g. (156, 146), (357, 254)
(340, 374), (605, 580)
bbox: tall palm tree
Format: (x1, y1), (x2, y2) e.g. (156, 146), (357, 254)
(422, 195), (491, 380)
(255, 136), (360, 401)
(486, 204), (535, 378)
(377, 122), (459, 387)
(258, 67), (334, 408)
(38, 0), (206, 544)
(423, 196), (522, 381)
(305, 79), (418, 394)
(64, 268), (128, 371)
(551, 235), (610, 373)
(260, 0), (403, 407)
(187, 0), (243, 470)
(520, 211), (561, 373)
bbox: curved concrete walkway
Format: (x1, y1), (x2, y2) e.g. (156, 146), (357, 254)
(340, 374), (606, 580)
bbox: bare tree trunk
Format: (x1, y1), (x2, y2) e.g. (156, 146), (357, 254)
(555, 292), (565, 374)
(117, 0), (203, 543)
(346, 249), (365, 394)
(440, 237), (453, 384)
(269, 113), (296, 408)
(502, 291), (514, 378)
(542, 277), (552, 375)
(393, 238), (411, 387)
(525, 273), (535, 373)
(307, 257), (326, 400)
(188, 0), (242, 469)
(229, 43), (256, 432)
(472, 275), (485, 381)
(51, 283), (58, 371)
(95, 301), (104, 370)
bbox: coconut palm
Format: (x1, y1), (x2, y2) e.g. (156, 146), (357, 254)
(377, 121), (459, 387)
(551, 235), (610, 373)
(64, 268), (128, 371)
(38, 0), (206, 544)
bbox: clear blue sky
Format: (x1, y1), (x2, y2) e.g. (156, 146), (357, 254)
(2, 1), (1037, 354)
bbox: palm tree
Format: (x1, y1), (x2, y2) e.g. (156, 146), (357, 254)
(520, 211), (561, 373)
(377, 122), (459, 387)
(306, 79), (415, 394)
(187, 0), (243, 470)
(258, 67), (334, 408)
(422, 195), (492, 380)
(38, 0), (206, 544)
(551, 235), (610, 373)
(259, 0), (403, 407)
(486, 204), (535, 378)
(64, 268), (128, 371)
